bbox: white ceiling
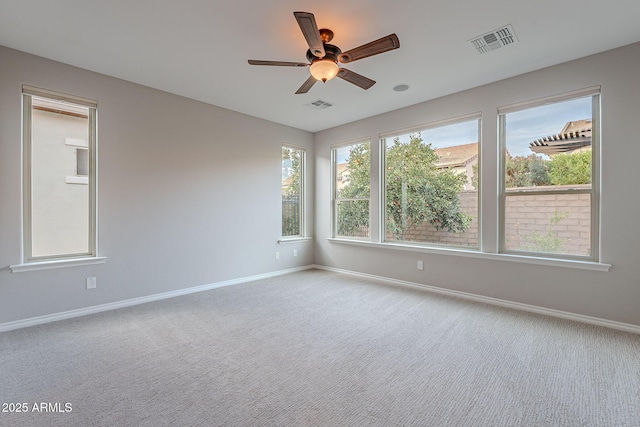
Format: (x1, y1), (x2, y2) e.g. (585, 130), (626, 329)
(2, 1), (640, 133)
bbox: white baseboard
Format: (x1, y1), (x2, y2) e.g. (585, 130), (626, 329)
(312, 264), (640, 335)
(3, 264), (638, 335)
(0, 265), (314, 333)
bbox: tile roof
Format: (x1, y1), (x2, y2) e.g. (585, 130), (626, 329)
(434, 142), (478, 168)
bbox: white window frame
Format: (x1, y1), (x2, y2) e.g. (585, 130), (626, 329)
(17, 85), (100, 268)
(498, 86), (600, 261)
(331, 139), (371, 240)
(281, 144), (306, 240)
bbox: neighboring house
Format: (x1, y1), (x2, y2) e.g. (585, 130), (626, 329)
(434, 142), (478, 190)
(30, 100), (90, 257)
(281, 175), (293, 195)
(335, 163), (350, 192)
(529, 119), (592, 156)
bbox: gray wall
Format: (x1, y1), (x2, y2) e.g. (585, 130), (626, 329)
(0, 46), (314, 324)
(314, 42), (640, 327)
(2, 42), (640, 329)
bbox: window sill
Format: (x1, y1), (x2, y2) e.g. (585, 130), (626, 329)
(65, 176), (89, 185)
(10, 256), (107, 273)
(326, 238), (611, 272)
(278, 237), (313, 244)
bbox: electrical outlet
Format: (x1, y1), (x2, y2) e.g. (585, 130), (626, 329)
(417, 261), (424, 271)
(293, 249), (298, 257)
(86, 277), (97, 289)
(275, 251), (280, 260)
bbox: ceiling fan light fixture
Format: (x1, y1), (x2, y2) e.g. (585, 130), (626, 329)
(248, 11), (400, 94)
(310, 59), (339, 82)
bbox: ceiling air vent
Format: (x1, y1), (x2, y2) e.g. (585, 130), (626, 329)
(468, 25), (518, 54)
(306, 99), (333, 110)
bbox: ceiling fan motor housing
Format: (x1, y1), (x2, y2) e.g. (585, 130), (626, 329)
(307, 44), (341, 64)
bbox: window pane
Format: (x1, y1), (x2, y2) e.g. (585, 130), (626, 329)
(336, 200), (370, 238)
(30, 96), (90, 258)
(384, 120), (479, 248)
(334, 142), (370, 239)
(505, 97), (592, 190)
(502, 95), (595, 258)
(505, 194), (591, 256)
(281, 195), (300, 236)
(282, 146), (303, 237)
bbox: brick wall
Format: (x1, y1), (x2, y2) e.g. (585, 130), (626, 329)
(387, 187), (591, 256)
(398, 190), (478, 248)
(504, 189), (591, 256)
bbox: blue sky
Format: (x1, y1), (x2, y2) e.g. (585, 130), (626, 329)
(413, 120), (479, 148)
(505, 96), (592, 157)
(337, 96), (592, 162)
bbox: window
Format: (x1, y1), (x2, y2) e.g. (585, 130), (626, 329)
(22, 86), (97, 261)
(76, 148), (89, 176)
(332, 140), (370, 239)
(281, 145), (305, 238)
(65, 138), (89, 184)
(499, 88), (599, 260)
(382, 117), (480, 248)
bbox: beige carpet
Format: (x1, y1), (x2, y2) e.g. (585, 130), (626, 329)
(1, 269), (639, 426)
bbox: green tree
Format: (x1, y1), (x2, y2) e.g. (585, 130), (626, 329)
(336, 143), (370, 236)
(548, 150), (591, 185)
(471, 163), (479, 190)
(505, 154), (550, 188)
(385, 133), (471, 240)
(521, 210), (568, 253)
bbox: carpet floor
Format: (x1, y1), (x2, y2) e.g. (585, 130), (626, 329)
(1, 269), (639, 426)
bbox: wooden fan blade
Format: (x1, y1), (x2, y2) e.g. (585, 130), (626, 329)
(337, 68), (376, 90)
(248, 60), (309, 67)
(294, 12), (326, 58)
(295, 75), (317, 94)
(338, 34), (400, 63)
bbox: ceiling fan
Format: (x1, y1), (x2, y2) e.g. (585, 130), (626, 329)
(248, 11), (400, 94)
